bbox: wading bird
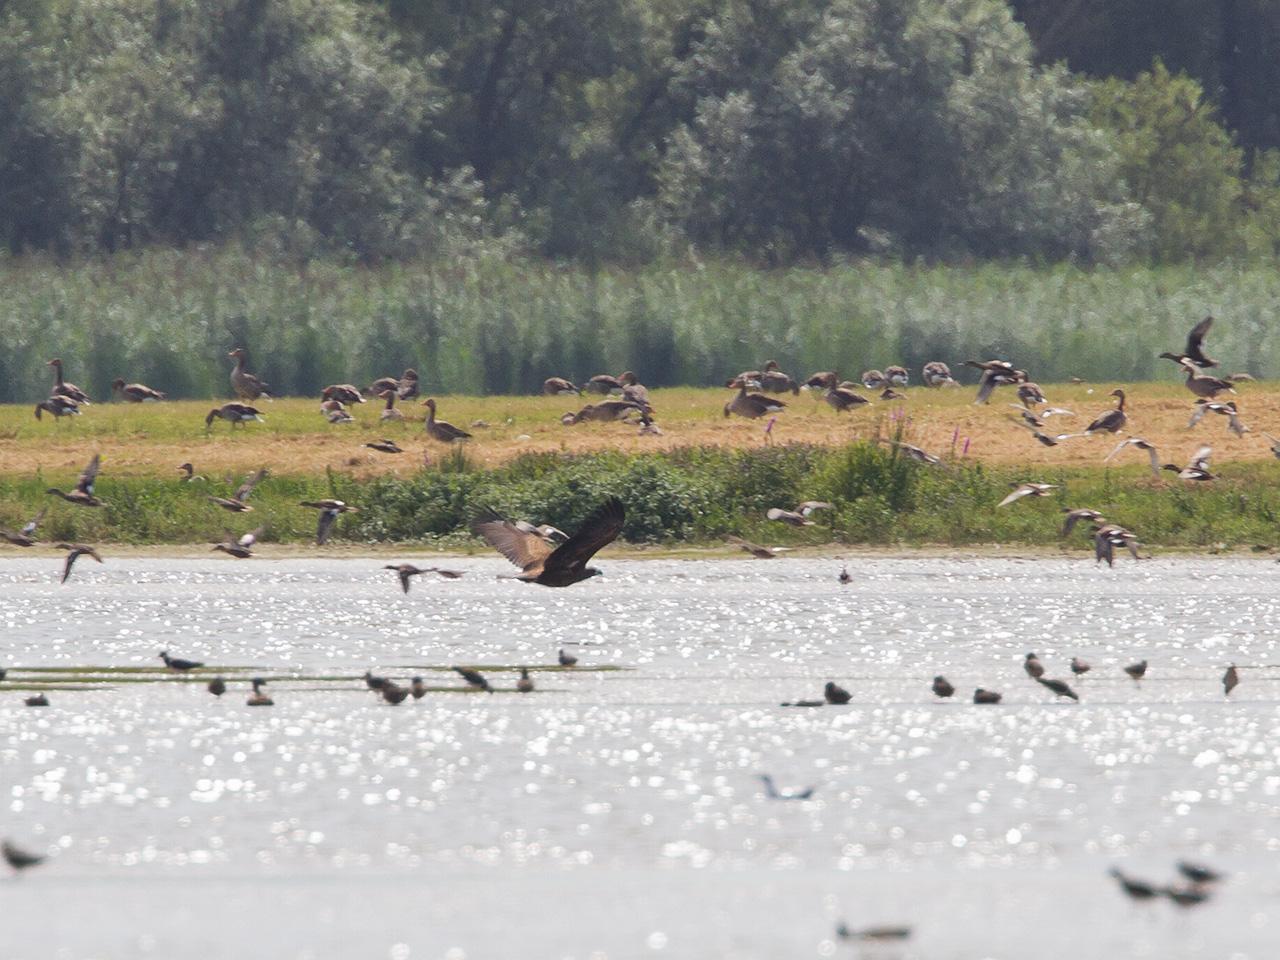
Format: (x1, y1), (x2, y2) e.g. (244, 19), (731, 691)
(517, 668), (534, 693)
(247, 678), (273, 706)
(471, 497), (625, 587)
(1023, 653), (1045, 679)
(1070, 657), (1091, 675)
(1124, 660), (1148, 683)
(558, 649), (578, 667)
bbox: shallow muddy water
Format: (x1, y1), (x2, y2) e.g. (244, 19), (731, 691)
(1, 555), (1278, 960)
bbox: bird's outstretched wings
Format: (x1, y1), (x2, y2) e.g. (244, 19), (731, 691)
(541, 498), (625, 578)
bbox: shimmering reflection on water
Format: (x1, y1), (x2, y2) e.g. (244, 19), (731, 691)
(1, 557), (1279, 960)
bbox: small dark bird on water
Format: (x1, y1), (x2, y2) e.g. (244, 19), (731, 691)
(824, 681), (851, 704)
(558, 648), (578, 667)
(932, 676), (955, 699)
(454, 666), (492, 692)
(780, 699), (825, 708)
(835, 922), (911, 941)
(838, 566), (851, 585)
(1110, 867), (1159, 901)
(160, 650), (203, 671)
(1036, 676), (1079, 701)
(1176, 861), (1223, 885)
(974, 688), (1002, 704)
(2, 839), (46, 873)
(247, 678), (273, 706)
(207, 677), (226, 697)
(0, 668), (7, 680)
(1070, 657), (1091, 675)
(410, 677), (427, 699)
(1164, 886), (1210, 907)
(517, 668), (534, 692)
(758, 774), (816, 800)
(381, 682), (409, 705)
(1124, 660), (1148, 682)
(1023, 653), (1045, 679)
(363, 671), (389, 691)
(1223, 664), (1239, 696)
(24, 693), (49, 707)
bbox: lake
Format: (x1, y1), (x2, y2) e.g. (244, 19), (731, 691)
(1, 555), (1277, 959)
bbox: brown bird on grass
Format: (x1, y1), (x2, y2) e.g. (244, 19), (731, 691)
(2, 839), (46, 872)
(47, 358), (91, 404)
(1082, 389), (1128, 434)
(208, 469), (267, 513)
(365, 438), (403, 454)
(384, 563), (463, 593)
(921, 361), (955, 387)
(205, 402), (264, 429)
(932, 676), (955, 698)
(1124, 660), (1148, 683)
(111, 378), (166, 402)
(299, 499), (358, 545)
(227, 348), (273, 401)
(724, 382), (787, 419)
(46, 453), (103, 507)
(56, 543), (102, 583)
(212, 528), (262, 559)
(34, 395), (81, 420)
(422, 398), (472, 442)
(973, 688), (1002, 704)
(472, 497), (625, 587)
(824, 681), (851, 704)
(320, 384), (365, 405)
(1, 507), (46, 547)
(1159, 316), (1218, 369)
(543, 376), (580, 396)
(320, 399), (354, 424)
(1223, 664), (1239, 696)
(823, 385), (870, 412)
(376, 389), (405, 422)
(454, 666), (492, 692)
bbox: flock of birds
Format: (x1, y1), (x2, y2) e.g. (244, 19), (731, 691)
(3, 323), (1254, 908)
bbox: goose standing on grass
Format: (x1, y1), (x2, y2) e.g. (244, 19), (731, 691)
(1082, 389), (1128, 435)
(471, 497), (625, 587)
(34, 395), (81, 420)
(997, 482), (1058, 507)
(46, 453), (103, 507)
(205, 402), (264, 429)
(861, 369), (889, 390)
(921, 361), (955, 387)
(247, 678), (273, 706)
(543, 377), (580, 396)
(383, 563), (464, 593)
(583, 373), (626, 395)
(208, 468), (267, 512)
(1159, 316), (1218, 369)
(320, 400), (354, 424)
(824, 383), (870, 412)
(396, 369), (420, 400)
(47, 358), (91, 404)
(758, 361), (800, 394)
(885, 365), (909, 387)
(227, 348), (273, 401)
(321, 384), (365, 405)
(212, 528), (262, 559)
(57, 543), (102, 583)
(724, 382), (787, 419)
(299, 499), (358, 545)
(1176, 360), (1235, 399)
(111, 378), (166, 402)
(563, 400), (646, 424)
(1, 508), (46, 547)
(378, 390), (405, 422)
(423, 398), (472, 442)
(1105, 437), (1160, 477)
(177, 463), (206, 482)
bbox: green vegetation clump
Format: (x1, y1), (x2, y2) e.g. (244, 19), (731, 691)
(5, 441), (1280, 550)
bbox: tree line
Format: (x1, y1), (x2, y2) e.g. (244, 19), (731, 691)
(1, 0), (1278, 265)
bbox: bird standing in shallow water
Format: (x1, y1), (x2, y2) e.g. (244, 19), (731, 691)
(247, 678), (273, 706)
(824, 681), (851, 705)
(160, 650), (203, 671)
(1036, 677), (1079, 701)
(2, 839), (46, 873)
(932, 676), (955, 699)
(1223, 664), (1239, 696)
(207, 677), (226, 697)
(1124, 660), (1148, 683)
(1070, 657), (1091, 675)
(410, 677), (427, 699)
(517, 668), (534, 693)
(1023, 653), (1045, 679)
(24, 693), (49, 707)
(838, 566), (851, 585)
(381, 682), (409, 705)
(558, 648), (578, 667)
(454, 667), (492, 692)
(973, 688), (1002, 704)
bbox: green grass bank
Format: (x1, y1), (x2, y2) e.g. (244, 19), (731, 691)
(3, 251), (1280, 402)
(4, 441), (1279, 551)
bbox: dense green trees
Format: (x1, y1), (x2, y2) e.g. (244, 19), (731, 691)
(0, 0), (1276, 263)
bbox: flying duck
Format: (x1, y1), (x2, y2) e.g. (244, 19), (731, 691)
(1188, 399), (1247, 435)
(212, 528), (262, 559)
(1176, 360), (1235, 399)
(1, 507), (46, 547)
(759, 774), (816, 800)
(725, 536), (790, 559)
(1061, 508), (1106, 537)
(1159, 316), (1218, 369)
(383, 563), (463, 593)
(1094, 523), (1143, 566)
(1105, 437), (1160, 477)
(56, 543), (102, 583)
(299, 499), (358, 545)
(766, 502), (833, 526)
(471, 498), (624, 587)
(46, 453), (103, 507)
(1162, 445), (1216, 481)
(997, 482), (1058, 507)
(208, 468), (267, 512)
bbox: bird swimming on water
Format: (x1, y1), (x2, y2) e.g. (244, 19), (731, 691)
(558, 649), (578, 667)
(1109, 867), (1159, 901)
(824, 681), (851, 705)
(1036, 676), (1079, 701)
(1070, 657), (1091, 675)
(517, 668), (534, 693)
(247, 678), (273, 706)
(973, 688), (1002, 704)
(160, 650), (203, 671)
(931, 676), (955, 699)
(2, 839), (46, 873)
(1124, 660), (1148, 683)
(1222, 664), (1239, 696)
(207, 677), (227, 697)
(454, 666), (492, 692)
(1023, 653), (1045, 679)
(24, 693), (49, 707)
